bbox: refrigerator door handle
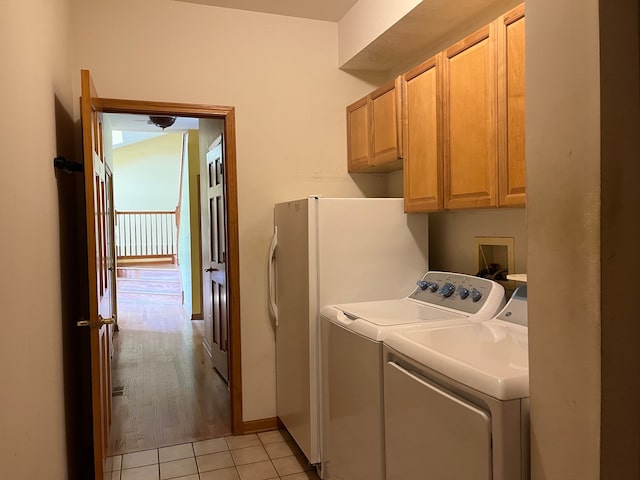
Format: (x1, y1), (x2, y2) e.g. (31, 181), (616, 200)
(268, 226), (279, 325)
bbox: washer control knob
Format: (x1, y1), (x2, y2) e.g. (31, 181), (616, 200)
(458, 287), (470, 299)
(470, 288), (483, 302)
(417, 280), (429, 290)
(438, 282), (455, 298)
(428, 282), (439, 292)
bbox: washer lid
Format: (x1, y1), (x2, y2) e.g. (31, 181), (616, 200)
(321, 300), (469, 342)
(334, 299), (466, 326)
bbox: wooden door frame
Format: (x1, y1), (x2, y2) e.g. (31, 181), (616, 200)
(96, 97), (243, 434)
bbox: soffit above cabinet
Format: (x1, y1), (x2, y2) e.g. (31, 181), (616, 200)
(173, 0), (358, 21)
(339, 0), (522, 73)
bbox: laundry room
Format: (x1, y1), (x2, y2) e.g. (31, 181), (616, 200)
(4, 0), (638, 479)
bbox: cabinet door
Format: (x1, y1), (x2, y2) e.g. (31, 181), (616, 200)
(402, 54), (442, 212)
(443, 24), (498, 209)
(370, 77), (403, 169)
(347, 96), (371, 172)
(498, 4), (526, 206)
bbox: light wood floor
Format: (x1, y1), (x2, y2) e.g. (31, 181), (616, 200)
(109, 266), (231, 455)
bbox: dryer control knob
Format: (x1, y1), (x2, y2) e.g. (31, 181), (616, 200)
(439, 282), (455, 298)
(417, 280), (429, 290)
(428, 282), (439, 292)
(471, 288), (483, 302)
(458, 287), (470, 299)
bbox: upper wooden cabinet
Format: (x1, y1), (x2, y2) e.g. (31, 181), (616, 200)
(443, 23), (498, 210)
(371, 78), (403, 167)
(347, 77), (403, 173)
(497, 4), (526, 207)
(346, 96), (370, 172)
(402, 54), (443, 212)
(403, 3), (525, 212)
(347, 3), (526, 212)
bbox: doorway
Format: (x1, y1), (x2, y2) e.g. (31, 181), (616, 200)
(97, 100), (243, 455)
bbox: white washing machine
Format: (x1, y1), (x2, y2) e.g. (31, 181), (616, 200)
(319, 271), (506, 480)
(383, 286), (530, 480)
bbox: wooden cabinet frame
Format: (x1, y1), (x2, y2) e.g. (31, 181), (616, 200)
(497, 3), (526, 207)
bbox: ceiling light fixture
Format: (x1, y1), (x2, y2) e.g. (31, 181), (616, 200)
(148, 115), (176, 130)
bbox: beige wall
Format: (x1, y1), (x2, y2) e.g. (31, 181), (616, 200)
(527, 0), (602, 477)
(70, 0), (387, 421)
(0, 0), (73, 478)
(427, 208), (526, 279)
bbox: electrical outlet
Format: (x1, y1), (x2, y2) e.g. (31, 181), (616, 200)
(474, 236), (515, 290)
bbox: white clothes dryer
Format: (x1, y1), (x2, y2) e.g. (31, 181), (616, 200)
(383, 286), (530, 480)
(319, 271), (505, 480)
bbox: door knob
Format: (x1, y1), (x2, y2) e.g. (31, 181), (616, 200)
(205, 267), (219, 272)
(77, 315), (116, 328)
(99, 315), (116, 326)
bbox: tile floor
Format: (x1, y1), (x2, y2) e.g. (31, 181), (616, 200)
(104, 430), (320, 480)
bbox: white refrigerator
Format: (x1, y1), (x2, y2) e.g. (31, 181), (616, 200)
(268, 197), (429, 467)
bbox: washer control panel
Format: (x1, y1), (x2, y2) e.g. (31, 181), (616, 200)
(409, 271), (504, 315)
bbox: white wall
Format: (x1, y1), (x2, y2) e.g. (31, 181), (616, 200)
(527, 0), (602, 477)
(0, 0), (73, 478)
(71, 0), (387, 421)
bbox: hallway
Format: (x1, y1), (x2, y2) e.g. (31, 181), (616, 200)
(109, 266), (232, 455)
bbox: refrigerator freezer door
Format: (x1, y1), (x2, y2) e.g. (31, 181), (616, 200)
(274, 199), (314, 462)
(275, 197), (429, 466)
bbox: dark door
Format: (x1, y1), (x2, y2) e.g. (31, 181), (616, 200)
(201, 136), (229, 381)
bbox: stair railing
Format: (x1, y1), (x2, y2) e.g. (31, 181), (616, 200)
(115, 210), (178, 263)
